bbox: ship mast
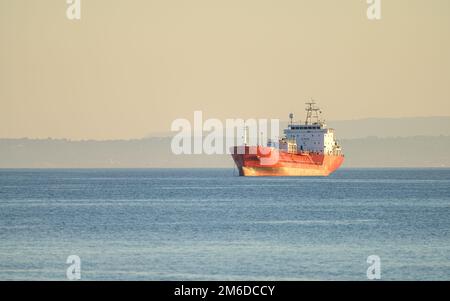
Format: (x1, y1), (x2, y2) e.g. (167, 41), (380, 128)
(305, 99), (322, 125)
(289, 113), (294, 126)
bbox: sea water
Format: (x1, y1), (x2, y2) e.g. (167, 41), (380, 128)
(0, 168), (449, 280)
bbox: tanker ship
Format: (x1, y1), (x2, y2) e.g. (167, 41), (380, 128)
(231, 101), (344, 177)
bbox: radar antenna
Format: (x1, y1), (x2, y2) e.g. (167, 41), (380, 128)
(305, 99), (322, 125)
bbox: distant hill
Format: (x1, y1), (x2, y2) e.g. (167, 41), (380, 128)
(340, 136), (450, 168)
(2, 116), (449, 168)
(148, 116), (450, 140)
(326, 116), (450, 139)
(1, 136), (449, 168)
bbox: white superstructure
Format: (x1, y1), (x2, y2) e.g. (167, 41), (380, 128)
(277, 101), (342, 155)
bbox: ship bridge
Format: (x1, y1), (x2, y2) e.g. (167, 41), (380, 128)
(278, 101), (342, 155)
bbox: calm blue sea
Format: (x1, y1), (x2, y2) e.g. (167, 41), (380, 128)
(0, 168), (449, 280)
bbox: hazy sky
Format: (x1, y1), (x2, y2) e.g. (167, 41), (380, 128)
(1, 0), (449, 139)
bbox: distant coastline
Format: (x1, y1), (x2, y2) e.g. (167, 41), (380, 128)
(1, 117), (450, 169)
(1, 135), (449, 169)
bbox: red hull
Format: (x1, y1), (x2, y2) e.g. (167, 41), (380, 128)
(231, 146), (344, 177)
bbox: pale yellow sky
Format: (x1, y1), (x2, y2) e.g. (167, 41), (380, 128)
(1, 0), (449, 140)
